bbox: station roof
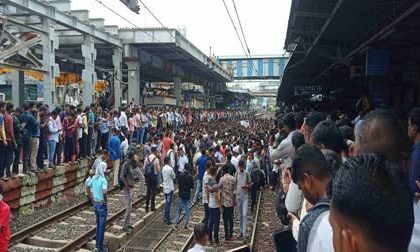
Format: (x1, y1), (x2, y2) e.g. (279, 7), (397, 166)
(119, 28), (233, 83)
(278, 0), (420, 103)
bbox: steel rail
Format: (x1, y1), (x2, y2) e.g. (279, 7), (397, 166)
(151, 201), (201, 252)
(9, 187), (119, 247)
(58, 190), (147, 252)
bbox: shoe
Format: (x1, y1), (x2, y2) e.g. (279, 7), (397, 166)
(127, 225), (134, 230)
(172, 224), (179, 230)
(165, 221), (172, 225)
(215, 240), (220, 246)
(184, 224), (189, 229)
(238, 234), (243, 240)
(145, 207), (149, 213)
(151, 208), (156, 212)
(122, 227), (131, 233)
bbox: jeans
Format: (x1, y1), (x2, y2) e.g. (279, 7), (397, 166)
(137, 127), (145, 145)
(48, 140), (57, 166)
(79, 132), (88, 158)
(146, 180), (157, 211)
(87, 127), (93, 156)
(174, 197), (190, 227)
(96, 130), (102, 153)
(54, 138), (63, 165)
(123, 187), (133, 227)
(237, 196), (248, 238)
(251, 184), (258, 212)
(22, 139), (30, 173)
(223, 206), (234, 239)
(208, 207), (220, 242)
(0, 143), (6, 177)
(203, 203), (209, 229)
(101, 131), (109, 151)
(164, 191), (174, 224)
(94, 204), (107, 252)
(13, 144), (22, 175)
(192, 179), (203, 203)
(143, 127), (148, 144)
(36, 136), (47, 169)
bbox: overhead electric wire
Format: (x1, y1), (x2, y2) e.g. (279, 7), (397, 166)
(93, 0), (222, 79)
(232, 0), (251, 56)
(222, 0), (248, 58)
(222, 0), (257, 74)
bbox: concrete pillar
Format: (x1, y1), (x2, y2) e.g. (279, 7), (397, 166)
(11, 70), (24, 107)
(126, 61), (140, 105)
(113, 48), (122, 108)
(82, 35), (97, 107)
(42, 18), (59, 109)
(174, 76), (182, 107)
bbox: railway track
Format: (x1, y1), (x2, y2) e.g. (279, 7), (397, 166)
(9, 184), (167, 252)
(141, 190), (263, 252)
(118, 200), (204, 252)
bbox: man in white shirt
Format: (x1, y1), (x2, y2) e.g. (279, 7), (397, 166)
(167, 143), (176, 170)
(119, 107), (128, 136)
(188, 223), (207, 252)
(47, 110), (60, 168)
(162, 156), (176, 225)
(178, 149), (189, 174)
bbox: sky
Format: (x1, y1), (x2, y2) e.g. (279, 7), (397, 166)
(71, 0), (292, 57)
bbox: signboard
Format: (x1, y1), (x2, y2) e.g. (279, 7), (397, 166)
(213, 95), (223, 103)
(366, 49), (389, 76)
(240, 120), (250, 128)
(294, 85), (322, 96)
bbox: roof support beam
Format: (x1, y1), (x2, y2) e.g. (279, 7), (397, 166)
(3, 0), (122, 47)
(306, 0), (345, 56)
(314, 1), (420, 81)
(294, 11), (330, 18)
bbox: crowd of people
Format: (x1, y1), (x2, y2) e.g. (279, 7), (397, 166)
(1, 97), (420, 252)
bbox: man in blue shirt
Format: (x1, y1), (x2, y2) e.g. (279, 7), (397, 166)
(87, 161), (108, 252)
(108, 129), (121, 187)
(192, 149), (207, 204)
(408, 107), (420, 196)
(20, 103), (38, 174)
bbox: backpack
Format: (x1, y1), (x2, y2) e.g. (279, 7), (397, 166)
(250, 161), (263, 185)
(145, 156), (157, 182)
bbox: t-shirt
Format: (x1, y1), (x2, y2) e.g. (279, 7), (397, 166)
(178, 172), (194, 200)
(202, 172), (209, 204)
(196, 156), (207, 181)
(208, 177), (218, 209)
(162, 164), (176, 194)
(88, 175), (108, 203)
(307, 211), (334, 252)
(235, 170), (251, 198)
(219, 174), (235, 207)
(178, 155), (189, 173)
(0, 200), (10, 250)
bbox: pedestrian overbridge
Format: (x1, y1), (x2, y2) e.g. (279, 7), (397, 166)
(217, 55), (288, 80)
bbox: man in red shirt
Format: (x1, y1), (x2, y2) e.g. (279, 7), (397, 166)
(162, 131), (173, 158)
(3, 104), (15, 180)
(0, 183), (10, 251)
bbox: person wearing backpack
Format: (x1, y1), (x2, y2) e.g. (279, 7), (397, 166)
(120, 151), (136, 233)
(290, 144), (331, 252)
(235, 159), (252, 242)
(144, 146), (160, 213)
(246, 151), (261, 213)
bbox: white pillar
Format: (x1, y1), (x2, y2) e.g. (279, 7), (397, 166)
(42, 18), (59, 109)
(82, 35), (96, 107)
(126, 61), (140, 105)
(174, 76), (182, 106)
(113, 48), (122, 108)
